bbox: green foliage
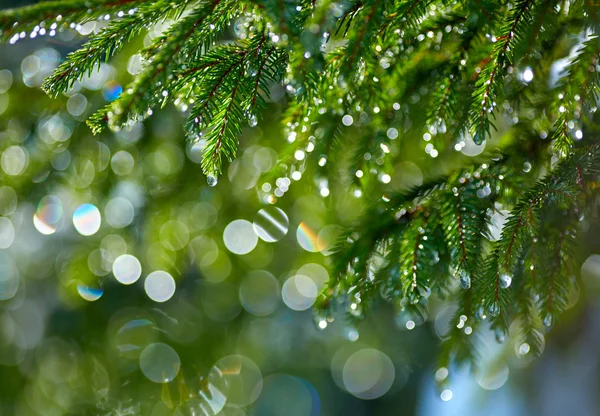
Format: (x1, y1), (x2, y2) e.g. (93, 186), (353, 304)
(3, 0), (600, 382)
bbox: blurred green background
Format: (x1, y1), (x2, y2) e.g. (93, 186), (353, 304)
(2, 2), (600, 415)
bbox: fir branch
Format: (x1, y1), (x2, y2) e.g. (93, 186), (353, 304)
(43, 0), (190, 96)
(0, 0), (145, 42)
(87, 0), (243, 134)
(340, 0), (387, 79)
(180, 35), (287, 175)
(551, 35), (600, 156)
(469, 0), (536, 143)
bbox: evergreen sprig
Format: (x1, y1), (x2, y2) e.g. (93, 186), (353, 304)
(0, 0), (145, 42)
(42, 0), (191, 96)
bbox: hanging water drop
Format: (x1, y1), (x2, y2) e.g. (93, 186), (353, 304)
(475, 306), (487, 320)
(499, 273), (512, 289)
(248, 114), (257, 127)
(530, 290), (540, 303)
(206, 174), (218, 187)
(494, 327), (506, 343)
(473, 130), (485, 145)
(418, 285), (431, 299)
(460, 272), (471, 289)
(488, 302), (500, 317)
(543, 314), (554, 329)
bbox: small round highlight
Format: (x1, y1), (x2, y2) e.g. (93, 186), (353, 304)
(73, 203), (101, 236)
(112, 254), (142, 285)
(144, 271), (176, 302)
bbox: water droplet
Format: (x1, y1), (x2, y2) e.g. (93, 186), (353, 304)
(248, 114), (257, 127)
(494, 327), (506, 343)
(543, 314), (554, 329)
(207, 174), (218, 187)
(499, 273), (512, 289)
(418, 286), (431, 298)
(488, 302), (500, 317)
(475, 306), (487, 320)
(460, 273), (471, 289)
(473, 131), (485, 145)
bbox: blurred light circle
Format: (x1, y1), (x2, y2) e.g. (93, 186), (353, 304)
(21, 54), (40, 78)
(115, 122), (143, 145)
(77, 282), (103, 301)
(73, 203), (101, 236)
(209, 355), (263, 407)
(190, 236), (219, 267)
(0, 252), (19, 301)
(145, 271), (176, 302)
(0, 217), (15, 249)
(0, 186), (17, 216)
(173, 397), (230, 416)
(1, 146), (28, 176)
(0, 69), (13, 93)
(475, 363), (509, 390)
(50, 149), (71, 171)
(191, 202), (217, 230)
(111, 150), (135, 176)
(102, 80), (122, 101)
(39, 114), (72, 144)
(127, 53), (143, 75)
(582, 254), (600, 282)
(101, 234), (128, 258)
(186, 140), (207, 164)
(392, 161), (423, 190)
(34, 195), (63, 235)
(254, 374), (319, 416)
(434, 305), (459, 339)
(342, 349), (395, 399)
(296, 222), (320, 252)
(282, 275), (317, 311)
(440, 389), (453, 401)
(190, 202), (217, 231)
(215, 405), (245, 416)
(160, 220), (189, 251)
(139, 342), (180, 383)
(93, 142), (112, 172)
(297, 263), (329, 290)
(252, 147), (277, 172)
(0, 313), (25, 366)
(115, 318), (158, 357)
(228, 159), (260, 191)
(223, 220), (258, 255)
(66, 93), (87, 116)
(113, 254), (142, 285)
(0, 94), (7, 116)
(253, 207), (289, 242)
(461, 133), (485, 157)
(239, 270), (280, 316)
(199, 252), (233, 283)
(200, 282), (241, 322)
(146, 242), (176, 271)
(87, 248), (112, 276)
(105, 197), (135, 228)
